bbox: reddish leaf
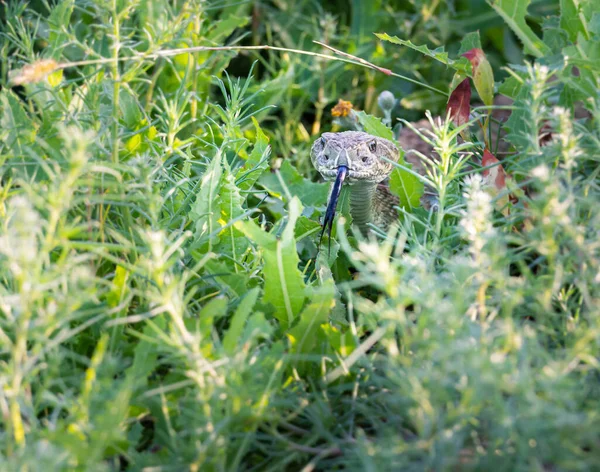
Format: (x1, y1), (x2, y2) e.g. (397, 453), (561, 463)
(481, 148), (519, 211)
(462, 48), (494, 108)
(446, 78), (472, 126)
(482, 149), (507, 190)
(462, 48), (485, 68)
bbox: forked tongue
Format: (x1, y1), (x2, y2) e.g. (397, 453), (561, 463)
(319, 165), (348, 254)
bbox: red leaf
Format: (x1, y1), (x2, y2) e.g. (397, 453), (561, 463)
(446, 78), (471, 126)
(462, 48), (485, 69)
(481, 148), (507, 190)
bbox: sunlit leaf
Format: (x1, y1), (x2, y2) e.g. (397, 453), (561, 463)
(486, 0), (551, 57)
(236, 197), (306, 329)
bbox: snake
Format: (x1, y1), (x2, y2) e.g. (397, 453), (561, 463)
(310, 131), (401, 245)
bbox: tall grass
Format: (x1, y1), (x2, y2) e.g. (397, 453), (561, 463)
(1, 0), (599, 470)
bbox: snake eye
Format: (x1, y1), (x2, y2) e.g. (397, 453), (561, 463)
(362, 156), (369, 163)
(369, 141), (377, 152)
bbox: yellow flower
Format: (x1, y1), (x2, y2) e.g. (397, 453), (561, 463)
(331, 99), (353, 117)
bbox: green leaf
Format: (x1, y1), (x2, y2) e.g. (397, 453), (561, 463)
(287, 279), (335, 357)
(191, 150), (223, 249)
(119, 89), (142, 129)
(236, 197), (306, 329)
(560, 0), (591, 42)
(259, 160), (329, 208)
(355, 110), (394, 140)
(242, 312), (274, 345)
(321, 324), (357, 357)
(459, 31), (483, 55)
(236, 117), (271, 196)
(223, 288), (260, 355)
(389, 166), (424, 211)
(375, 33), (471, 75)
(209, 14), (249, 42)
(203, 260), (250, 298)
(486, 0), (552, 57)
(1, 91), (36, 155)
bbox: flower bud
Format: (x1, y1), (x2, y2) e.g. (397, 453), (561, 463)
(377, 90), (396, 112)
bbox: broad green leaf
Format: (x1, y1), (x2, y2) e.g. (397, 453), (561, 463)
(191, 150), (223, 249)
(287, 279), (335, 357)
(487, 0), (551, 57)
(259, 160), (329, 208)
(203, 260), (250, 298)
(459, 31), (482, 55)
(243, 312), (273, 344)
(560, 0), (591, 42)
(294, 216), (321, 242)
(236, 197), (306, 329)
(375, 33), (471, 75)
(119, 89), (142, 129)
(223, 288), (260, 355)
(389, 166), (424, 211)
(321, 324), (357, 357)
(209, 14), (249, 42)
(355, 110), (394, 140)
(236, 117), (271, 195)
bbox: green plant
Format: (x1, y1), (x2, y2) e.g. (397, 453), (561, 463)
(1, 0), (599, 470)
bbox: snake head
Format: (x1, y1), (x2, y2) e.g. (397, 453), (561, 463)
(310, 131), (399, 184)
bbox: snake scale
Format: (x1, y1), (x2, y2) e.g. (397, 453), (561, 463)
(310, 131), (402, 242)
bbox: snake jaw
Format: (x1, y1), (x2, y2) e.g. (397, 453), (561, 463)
(319, 165), (348, 254)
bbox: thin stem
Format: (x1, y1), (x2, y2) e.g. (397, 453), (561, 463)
(111, 0), (121, 164)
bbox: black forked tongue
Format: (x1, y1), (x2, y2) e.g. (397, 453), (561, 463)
(319, 166), (348, 255)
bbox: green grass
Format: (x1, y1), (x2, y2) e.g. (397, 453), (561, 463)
(1, 0), (599, 470)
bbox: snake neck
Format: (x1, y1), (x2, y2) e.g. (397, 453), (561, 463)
(348, 181), (379, 233)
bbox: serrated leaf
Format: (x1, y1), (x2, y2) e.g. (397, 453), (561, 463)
(259, 160), (328, 207)
(236, 197), (306, 329)
(487, 0), (551, 57)
(355, 110), (394, 140)
(209, 14), (249, 42)
(560, 0), (591, 42)
(375, 33), (472, 75)
(203, 260), (250, 298)
(459, 31), (482, 55)
(236, 117), (271, 196)
(321, 324), (357, 357)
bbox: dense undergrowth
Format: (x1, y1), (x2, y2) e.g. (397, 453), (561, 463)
(1, 0), (599, 470)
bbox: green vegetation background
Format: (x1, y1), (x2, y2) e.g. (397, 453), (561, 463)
(1, 0), (599, 470)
